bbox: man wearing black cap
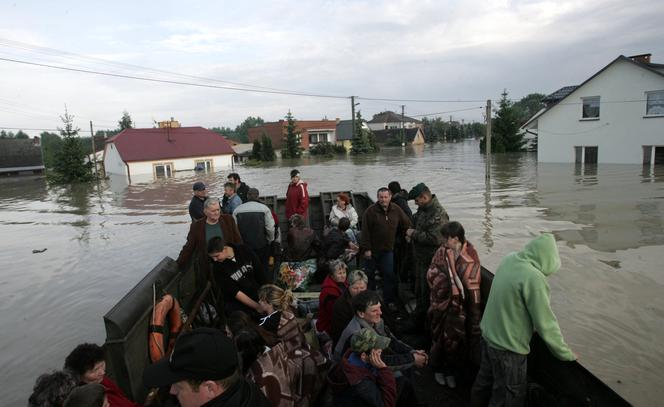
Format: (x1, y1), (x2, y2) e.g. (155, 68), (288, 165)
(189, 182), (208, 221)
(143, 328), (270, 407)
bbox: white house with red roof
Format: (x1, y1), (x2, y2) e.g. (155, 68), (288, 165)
(103, 124), (236, 178)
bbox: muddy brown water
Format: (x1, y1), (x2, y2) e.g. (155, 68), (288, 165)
(1, 140), (662, 406)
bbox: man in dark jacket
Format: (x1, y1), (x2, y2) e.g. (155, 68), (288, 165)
(188, 182), (208, 221)
(406, 183), (449, 325)
(177, 198), (243, 296)
(233, 188), (275, 283)
(143, 328), (270, 407)
(388, 181), (413, 285)
(334, 328), (397, 407)
(360, 188), (412, 309)
(227, 173), (250, 203)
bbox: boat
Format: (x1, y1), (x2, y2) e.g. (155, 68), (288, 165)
(103, 191), (631, 406)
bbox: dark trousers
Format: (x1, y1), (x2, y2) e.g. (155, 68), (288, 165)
(471, 338), (527, 407)
(253, 245), (272, 283)
(363, 250), (397, 304)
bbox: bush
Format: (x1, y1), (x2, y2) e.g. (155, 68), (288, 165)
(309, 142), (346, 156)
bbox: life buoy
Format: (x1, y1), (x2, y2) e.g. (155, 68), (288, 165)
(149, 294), (183, 363)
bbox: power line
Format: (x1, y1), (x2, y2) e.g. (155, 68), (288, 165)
(357, 96), (486, 103)
(409, 106), (484, 118)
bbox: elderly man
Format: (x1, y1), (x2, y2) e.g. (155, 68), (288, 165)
(233, 188), (275, 283)
(470, 234), (576, 407)
(143, 328), (270, 407)
(177, 198), (242, 294)
(189, 182), (208, 221)
(406, 183), (449, 326)
(360, 187), (412, 311)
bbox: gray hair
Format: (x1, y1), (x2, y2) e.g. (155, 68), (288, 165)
(328, 259), (346, 275)
(204, 197), (221, 209)
(348, 269), (368, 286)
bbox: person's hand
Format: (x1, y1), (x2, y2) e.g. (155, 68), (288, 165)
(368, 349), (387, 369)
(413, 352), (427, 368)
(406, 228), (415, 237)
(364, 250), (372, 258)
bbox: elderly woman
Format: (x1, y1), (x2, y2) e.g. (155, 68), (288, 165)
(329, 269), (369, 345)
(316, 260), (349, 335)
(329, 193), (359, 230)
(64, 343), (141, 407)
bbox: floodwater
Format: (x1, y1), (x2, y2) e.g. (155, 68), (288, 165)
(1, 140), (663, 406)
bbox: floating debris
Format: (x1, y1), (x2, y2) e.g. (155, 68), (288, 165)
(32, 248), (47, 254)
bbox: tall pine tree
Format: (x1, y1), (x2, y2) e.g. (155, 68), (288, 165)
(351, 111), (370, 154)
(282, 110), (302, 159)
(51, 108), (92, 183)
(261, 134), (276, 161)
(480, 90), (526, 153)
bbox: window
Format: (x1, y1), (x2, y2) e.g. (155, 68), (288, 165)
(153, 162), (173, 177)
(309, 132), (329, 144)
(574, 146), (598, 163)
(194, 159), (213, 172)
(646, 90), (664, 116)
(582, 96), (600, 119)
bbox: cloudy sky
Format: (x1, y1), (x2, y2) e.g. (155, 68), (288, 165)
(1, 0), (663, 136)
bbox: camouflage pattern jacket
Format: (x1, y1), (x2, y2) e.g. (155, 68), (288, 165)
(412, 195), (449, 253)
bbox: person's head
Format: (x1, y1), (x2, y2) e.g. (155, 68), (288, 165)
(207, 237), (231, 262)
(64, 343), (106, 384)
(28, 370), (77, 407)
(338, 217), (351, 232)
(227, 173), (241, 185)
(408, 183), (432, 207)
(441, 221), (465, 251)
(247, 188), (259, 201)
(192, 182), (207, 199)
(347, 270), (368, 297)
(289, 214), (305, 229)
(63, 383), (108, 407)
(203, 198), (221, 223)
(336, 193), (350, 209)
(290, 169), (300, 183)
(329, 260), (347, 283)
(143, 328), (241, 407)
(352, 290), (382, 325)
(376, 187), (392, 209)
(223, 182), (236, 197)
(387, 181), (401, 196)
(232, 328), (266, 374)
(350, 328), (391, 362)
(258, 284), (294, 314)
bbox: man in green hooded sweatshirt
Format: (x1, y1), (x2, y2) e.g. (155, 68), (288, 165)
(470, 233), (576, 407)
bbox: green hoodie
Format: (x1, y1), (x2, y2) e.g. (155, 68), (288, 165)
(480, 234), (575, 361)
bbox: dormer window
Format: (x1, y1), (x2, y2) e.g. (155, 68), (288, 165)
(581, 96), (600, 119)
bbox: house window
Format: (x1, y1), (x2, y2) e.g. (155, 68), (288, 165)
(194, 159), (213, 172)
(645, 146), (664, 165)
(309, 132), (329, 144)
(153, 162), (173, 177)
(574, 146), (598, 164)
(646, 90), (664, 116)
(581, 96), (600, 119)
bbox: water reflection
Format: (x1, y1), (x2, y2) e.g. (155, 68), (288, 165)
(640, 164), (664, 183)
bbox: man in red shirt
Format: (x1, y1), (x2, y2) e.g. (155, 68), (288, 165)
(285, 169), (309, 222)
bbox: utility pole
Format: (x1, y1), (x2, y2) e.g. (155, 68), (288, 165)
(401, 104), (405, 146)
(89, 121), (98, 179)
(351, 96), (356, 141)
(485, 99), (492, 179)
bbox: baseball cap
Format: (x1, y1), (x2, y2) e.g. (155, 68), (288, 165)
(407, 183), (428, 200)
(350, 328), (391, 353)
(193, 182), (206, 191)
(143, 328), (238, 388)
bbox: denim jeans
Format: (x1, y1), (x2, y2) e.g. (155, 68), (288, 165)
(363, 250), (397, 304)
(471, 338), (527, 407)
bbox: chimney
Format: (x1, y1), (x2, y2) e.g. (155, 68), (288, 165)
(629, 53), (651, 64)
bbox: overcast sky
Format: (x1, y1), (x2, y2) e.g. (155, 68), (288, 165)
(1, 0), (663, 136)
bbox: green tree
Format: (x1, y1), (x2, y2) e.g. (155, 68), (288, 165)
(480, 90), (526, 153)
(209, 126), (237, 141)
(40, 131), (62, 168)
(15, 130), (29, 139)
(118, 110), (133, 130)
(235, 116), (264, 143)
(51, 109), (92, 183)
(351, 111), (374, 154)
(513, 93), (546, 125)
(251, 139), (262, 160)
(260, 134), (276, 161)
(281, 111), (302, 159)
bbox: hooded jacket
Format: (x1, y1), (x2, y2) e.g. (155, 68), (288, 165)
(286, 180), (309, 219)
(480, 234), (575, 361)
(334, 349), (397, 407)
(316, 275), (347, 333)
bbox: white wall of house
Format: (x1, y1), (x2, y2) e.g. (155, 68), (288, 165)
(538, 59), (664, 164)
(103, 143), (127, 176)
(367, 121), (419, 131)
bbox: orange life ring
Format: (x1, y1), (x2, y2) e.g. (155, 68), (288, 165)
(149, 294), (183, 363)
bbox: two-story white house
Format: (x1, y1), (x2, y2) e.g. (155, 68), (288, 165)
(522, 54), (664, 164)
(367, 111), (422, 131)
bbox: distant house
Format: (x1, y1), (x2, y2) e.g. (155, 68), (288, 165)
(103, 122), (235, 179)
(367, 111), (422, 131)
(247, 119), (338, 150)
(372, 127), (425, 145)
(334, 119), (370, 150)
(0, 137), (44, 175)
(522, 54), (664, 164)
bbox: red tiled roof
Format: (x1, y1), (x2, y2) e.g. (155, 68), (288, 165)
(106, 127), (235, 162)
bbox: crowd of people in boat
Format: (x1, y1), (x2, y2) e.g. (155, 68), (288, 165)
(29, 169), (577, 407)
